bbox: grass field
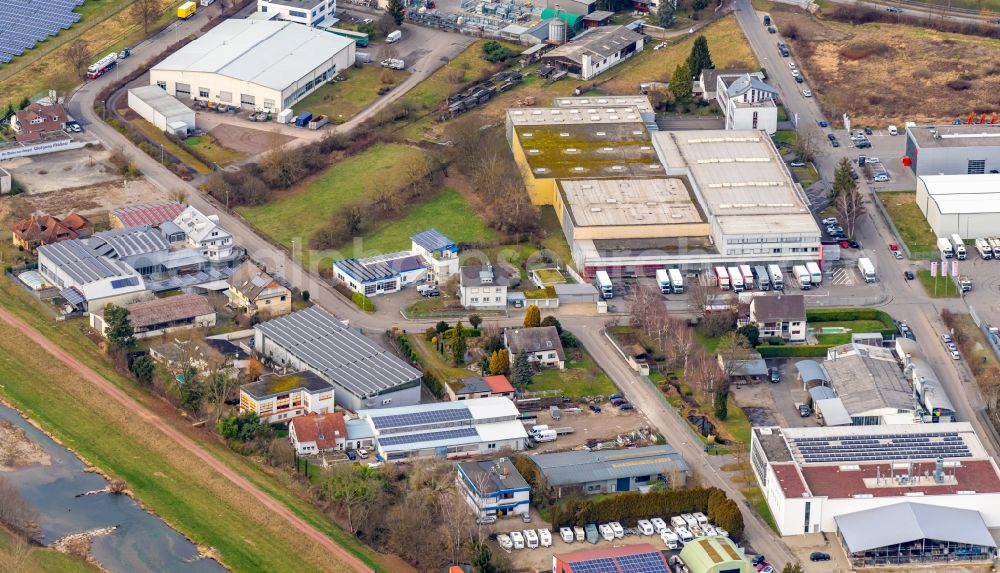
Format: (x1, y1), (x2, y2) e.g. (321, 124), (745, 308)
(916, 269), (961, 298)
(879, 191), (938, 254)
(1, 0), (177, 105)
(294, 66), (409, 124)
(492, 207), (575, 276)
(129, 117), (212, 175)
(238, 143), (429, 252)
(812, 319), (889, 344)
(0, 278), (380, 573)
(531, 349), (618, 398)
(0, 526), (97, 573)
(406, 334), (474, 384)
(791, 164), (820, 188)
(184, 133), (246, 166)
(358, 188), (497, 253)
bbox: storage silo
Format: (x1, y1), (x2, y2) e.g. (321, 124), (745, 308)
(549, 17), (567, 45)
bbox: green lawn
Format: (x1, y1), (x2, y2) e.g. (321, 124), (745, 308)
(879, 191), (938, 255)
(128, 117), (211, 175)
(359, 188), (496, 252)
(406, 334), (474, 384)
(791, 164), (820, 188)
(0, 279), (380, 573)
(184, 133), (246, 166)
(0, 526), (97, 573)
(530, 349), (618, 398)
(294, 66), (409, 124)
(916, 269), (961, 298)
(694, 331), (722, 353)
(238, 143), (429, 251)
(812, 319), (889, 344)
(742, 486), (779, 534)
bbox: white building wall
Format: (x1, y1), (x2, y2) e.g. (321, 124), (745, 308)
(257, 0), (336, 26)
(461, 285), (507, 309)
(726, 105), (778, 135)
(914, 178), (998, 239)
(127, 90), (196, 132)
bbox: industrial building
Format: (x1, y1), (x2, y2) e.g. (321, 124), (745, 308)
(127, 85), (196, 136)
(716, 73), (778, 135)
(818, 343), (920, 426)
(410, 228), (459, 280)
(904, 124), (1000, 176)
(914, 173), (1000, 238)
(254, 306), (423, 411)
(90, 293), (216, 339)
(678, 536), (755, 573)
(541, 25), (644, 80)
(109, 201), (185, 229)
(530, 445), (688, 497)
(896, 338), (955, 422)
(150, 19), (354, 111)
(36, 239), (150, 312)
(552, 544), (669, 573)
(750, 422), (1000, 537)
(257, 0), (336, 27)
(355, 397), (528, 460)
(456, 457), (531, 518)
(333, 252), (428, 297)
(506, 101), (822, 274)
(835, 502), (996, 567)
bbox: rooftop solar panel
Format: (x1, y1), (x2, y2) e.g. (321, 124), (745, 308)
(568, 557), (617, 573)
(377, 427), (478, 447)
(616, 552), (669, 573)
(371, 407), (472, 430)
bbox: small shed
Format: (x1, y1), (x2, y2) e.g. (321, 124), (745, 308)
(128, 85), (195, 134)
(555, 282), (599, 304)
(582, 10), (613, 28)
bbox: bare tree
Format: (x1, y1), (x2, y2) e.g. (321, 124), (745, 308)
(835, 183), (866, 239)
(323, 464), (381, 535)
(0, 477), (40, 543)
(663, 317), (696, 372)
(792, 131), (819, 164)
(438, 488), (475, 564)
(65, 39), (90, 80)
(131, 0), (160, 34)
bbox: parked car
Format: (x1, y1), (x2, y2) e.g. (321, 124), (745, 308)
(611, 398), (626, 406)
(951, 350), (961, 360)
(893, 250), (904, 259)
(522, 512), (533, 523)
(810, 552), (831, 562)
(770, 368), (780, 383)
(822, 217), (838, 225)
(887, 5), (902, 12)
(589, 404), (602, 413)
(794, 75), (804, 83)
(827, 133), (837, 141)
(788, 61), (797, 69)
(798, 404), (812, 417)
(831, 138), (840, 147)
(801, 88), (812, 97)
(889, 243), (899, 251)
(864, 126), (873, 135)
(423, 289), (440, 297)
(767, 25), (777, 33)
(790, 160), (806, 167)
(942, 334), (953, 343)
(904, 270), (915, 280)
(609, 393), (623, 400)
(619, 403), (634, 411)
(818, 120), (829, 127)
(477, 514), (497, 525)
(839, 240), (850, 248)
(346, 450), (358, 461)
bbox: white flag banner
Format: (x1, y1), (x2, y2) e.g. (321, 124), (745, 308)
(930, 262), (937, 277)
(952, 260), (959, 277)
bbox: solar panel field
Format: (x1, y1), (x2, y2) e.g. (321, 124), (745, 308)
(0, 0), (85, 64)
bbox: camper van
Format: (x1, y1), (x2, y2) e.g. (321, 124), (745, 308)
(637, 519), (655, 536)
(574, 526), (585, 542)
(599, 523), (615, 541)
(538, 528), (552, 547)
(651, 517), (668, 534)
(560, 527), (575, 543)
(523, 529), (539, 549)
(661, 529), (680, 549)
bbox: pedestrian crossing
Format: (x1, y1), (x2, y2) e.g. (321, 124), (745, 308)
(831, 268), (855, 286)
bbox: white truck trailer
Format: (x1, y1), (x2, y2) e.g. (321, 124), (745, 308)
(753, 265), (770, 291)
(595, 271), (613, 299)
(990, 238), (1000, 258)
(728, 266), (744, 292)
(858, 257), (876, 283)
(976, 238), (993, 260)
(793, 265), (811, 290)
(656, 269), (671, 294)
(950, 234), (967, 260)
(806, 261), (822, 285)
(668, 268), (684, 293)
(768, 264), (784, 290)
(938, 237), (954, 259)
(739, 264), (754, 290)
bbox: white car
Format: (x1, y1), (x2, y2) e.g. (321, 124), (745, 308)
(822, 217), (838, 225)
(560, 527), (574, 543)
(716, 527), (729, 538)
(610, 521), (624, 538)
(951, 349), (961, 360)
(510, 530), (525, 549)
(874, 173), (890, 182)
(651, 517), (668, 534)
(538, 528), (552, 547)
(788, 61), (797, 69)
(801, 88), (812, 97)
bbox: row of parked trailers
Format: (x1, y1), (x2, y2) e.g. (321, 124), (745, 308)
(714, 264), (801, 292)
(438, 70), (523, 121)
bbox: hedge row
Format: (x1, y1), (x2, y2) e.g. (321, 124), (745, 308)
(395, 335), (445, 398)
(757, 344), (832, 358)
(806, 308), (895, 329)
(351, 292), (375, 312)
(549, 487), (744, 539)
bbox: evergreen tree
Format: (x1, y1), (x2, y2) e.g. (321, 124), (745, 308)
(179, 368), (206, 414)
(3, 102), (13, 120)
(669, 63), (693, 106)
(540, 315), (562, 334)
(18, 97), (30, 110)
(489, 349), (510, 375)
(686, 35), (714, 80)
(130, 354), (155, 385)
(511, 353), (533, 387)
(831, 156), (857, 199)
(736, 323), (760, 347)
(657, 0), (675, 28)
(103, 304), (135, 350)
(386, 0), (405, 25)
(523, 304), (541, 328)
(452, 320), (467, 365)
(714, 386), (729, 420)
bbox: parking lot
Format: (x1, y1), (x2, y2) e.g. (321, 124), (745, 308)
(732, 362), (824, 429)
(523, 406), (651, 453)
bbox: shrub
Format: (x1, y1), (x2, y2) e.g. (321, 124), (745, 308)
(351, 291), (375, 312)
(767, 336), (785, 346)
(481, 40), (518, 63)
(946, 79), (973, 91)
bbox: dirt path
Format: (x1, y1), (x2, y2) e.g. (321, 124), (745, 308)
(0, 306), (373, 573)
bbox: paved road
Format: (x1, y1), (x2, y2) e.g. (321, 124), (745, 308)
(0, 305), (374, 573)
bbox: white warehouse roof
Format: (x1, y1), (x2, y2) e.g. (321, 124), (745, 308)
(918, 174), (1000, 214)
(152, 19), (353, 91)
(128, 85), (193, 119)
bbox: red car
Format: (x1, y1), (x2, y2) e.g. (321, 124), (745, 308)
(889, 243), (899, 251)
(839, 240), (850, 248)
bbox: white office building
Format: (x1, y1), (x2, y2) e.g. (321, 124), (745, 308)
(150, 19), (354, 111)
(716, 73), (778, 135)
(257, 0), (336, 27)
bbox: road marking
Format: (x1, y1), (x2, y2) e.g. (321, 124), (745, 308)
(831, 268), (854, 286)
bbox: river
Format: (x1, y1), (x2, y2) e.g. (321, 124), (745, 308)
(0, 403), (227, 573)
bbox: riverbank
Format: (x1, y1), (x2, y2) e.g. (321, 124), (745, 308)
(0, 419), (50, 470)
(0, 525), (97, 573)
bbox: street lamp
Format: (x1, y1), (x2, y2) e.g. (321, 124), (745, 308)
(160, 143), (164, 163)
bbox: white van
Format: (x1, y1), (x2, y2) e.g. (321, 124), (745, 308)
(560, 527), (574, 543)
(888, 124), (898, 135)
(637, 519), (655, 536)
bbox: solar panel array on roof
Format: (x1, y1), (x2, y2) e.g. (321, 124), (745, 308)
(615, 552), (669, 573)
(377, 427), (479, 447)
(567, 557), (617, 573)
(147, 267), (234, 293)
(59, 287), (85, 306)
(371, 407), (472, 430)
(790, 431), (971, 463)
(38, 240), (135, 285)
(110, 276), (140, 289)
(0, 0), (83, 63)
(255, 307), (422, 398)
(410, 228), (455, 252)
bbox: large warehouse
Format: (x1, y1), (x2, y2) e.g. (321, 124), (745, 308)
(905, 124), (1000, 176)
(750, 422), (1000, 541)
(914, 173), (1000, 238)
(150, 19), (354, 111)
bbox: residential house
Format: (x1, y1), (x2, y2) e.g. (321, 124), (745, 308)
(333, 252), (428, 297)
(447, 375), (515, 401)
(460, 264), (510, 310)
(10, 102), (67, 142)
(288, 412), (347, 454)
(410, 228), (459, 281)
(37, 239), (151, 312)
(456, 457), (530, 518)
(11, 212), (91, 251)
(109, 201), (186, 229)
(227, 260), (291, 317)
(239, 370), (336, 423)
(749, 294), (806, 342)
(504, 326), (565, 369)
(717, 72), (778, 135)
(254, 306), (423, 411)
(90, 293), (216, 339)
(530, 445), (689, 498)
(696, 68), (759, 101)
(172, 205), (237, 263)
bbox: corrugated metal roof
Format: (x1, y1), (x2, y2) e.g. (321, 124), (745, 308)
(128, 85), (193, 120)
(530, 445), (688, 486)
(88, 225), (168, 258)
(111, 201), (185, 228)
(835, 502), (996, 553)
(37, 240), (138, 285)
(152, 20), (354, 91)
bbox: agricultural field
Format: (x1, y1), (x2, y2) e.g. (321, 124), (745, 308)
(294, 66), (409, 124)
(0, 275), (381, 573)
(359, 188), (496, 253)
(1, 0), (177, 105)
(237, 143), (429, 252)
(773, 5), (1000, 125)
(878, 191), (938, 254)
